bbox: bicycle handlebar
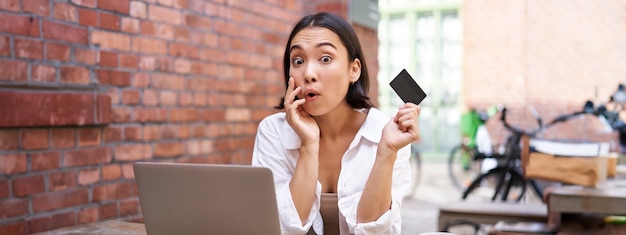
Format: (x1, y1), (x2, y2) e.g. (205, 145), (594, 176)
(499, 106), (592, 138)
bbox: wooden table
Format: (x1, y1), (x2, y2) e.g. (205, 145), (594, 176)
(31, 220), (146, 235)
(548, 179), (626, 234)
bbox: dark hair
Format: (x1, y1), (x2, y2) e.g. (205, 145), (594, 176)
(274, 12), (374, 110)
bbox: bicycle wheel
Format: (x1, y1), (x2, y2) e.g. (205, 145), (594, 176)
(404, 144), (421, 199)
(461, 167), (526, 202)
(448, 144), (482, 190)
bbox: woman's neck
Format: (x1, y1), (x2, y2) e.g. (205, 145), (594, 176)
(314, 104), (368, 140)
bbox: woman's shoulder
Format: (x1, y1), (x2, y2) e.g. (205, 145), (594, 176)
(365, 108), (390, 123)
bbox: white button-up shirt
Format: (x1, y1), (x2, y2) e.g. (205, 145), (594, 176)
(252, 108), (412, 235)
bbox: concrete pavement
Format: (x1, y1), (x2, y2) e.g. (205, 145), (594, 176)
(400, 161), (462, 234)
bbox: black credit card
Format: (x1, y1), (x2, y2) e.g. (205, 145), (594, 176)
(389, 69), (427, 105)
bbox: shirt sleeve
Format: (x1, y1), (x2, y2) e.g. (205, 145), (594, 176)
(251, 117), (321, 234)
(339, 144), (412, 235)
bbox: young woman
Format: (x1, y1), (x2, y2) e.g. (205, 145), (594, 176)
(252, 12), (421, 235)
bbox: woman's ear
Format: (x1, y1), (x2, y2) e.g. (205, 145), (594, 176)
(350, 58), (362, 84)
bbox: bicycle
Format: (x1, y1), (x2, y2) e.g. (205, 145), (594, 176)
(448, 108), (499, 190)
(461, 105), (592, 202)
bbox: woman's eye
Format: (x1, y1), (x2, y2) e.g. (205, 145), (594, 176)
(292, 57), (304, 65)
(320, 56), (332, 63)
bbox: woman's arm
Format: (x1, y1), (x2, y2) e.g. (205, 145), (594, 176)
(289, 143), (319, 224)
(358, 103), (420, 223)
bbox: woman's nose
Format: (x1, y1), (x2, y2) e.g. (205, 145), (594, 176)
(304, 64), (317, 83)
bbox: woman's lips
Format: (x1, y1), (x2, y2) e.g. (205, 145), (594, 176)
(303, 88), (319, 101)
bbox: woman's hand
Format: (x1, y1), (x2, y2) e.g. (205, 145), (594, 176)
(379, 103), (421, 157)
(284, 77), (320, 146)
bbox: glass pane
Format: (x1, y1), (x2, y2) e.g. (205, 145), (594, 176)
(415, 14), (435, 84)
(388, 15), (409, 108)
(441, 11), (461, 105)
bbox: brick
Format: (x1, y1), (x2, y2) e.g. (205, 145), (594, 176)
(0, 222), (24, 235)
(121, 17), (140, 34)
(0, 60), (27, 81)
(0, 198), (29, 218)
(78, 167), (100, 185)
(48, 171), (77, 191)
(32, 189), (88, 212)
(92, 30), (130, 51)
(120, 198), (139, 216)
(151, 73), (185, 90)
(168, 42), (198, 58)
(103, 126), (122, 143)
(0, 13), (40, 37)
(96, 69), (131, 86)
(70, 0), (96, 8)
(24, 0), (50, 16)
(133, 107), (167, 122)
(130, 1), (147, 18)
(153, 142), (185, 157)
(174, 59), (191, 73)
(54, 2), (77, 22)
(0, 36), (9, 56)
(99, 202), (118, 219)
(60, 66), (90, 84)
(51, 128), (75, 148)
(169, 108), (198, 122)
(46, 42), (71, 62)
(0, 92), (111, 127)
(93, 182), (135, 202)
(121, 89), (140, 105)
(78, 8), (98, 27)
(63, 147), (111, 167)
(121, 163), (135, 179)
(157, 24), (174, 40)
(0, 0), (19, 11)
(13, 175), (45, 196)
(225, 108), (251, 122)
(0, 130), (19, 150)
(140, 21), (156, 36)
(122, 126), (143, 140)
(114, 144), (151, 161)
(98, 51), (118, 67)
(149, 5), (182, 24)
(157, 0), (173, 6)
(142, 89), (159, 106)
(131, 37), (167, 54)
(120, 54), (138, 69)
(32, 64), (57, 83)
(100, 0), (130, 14)
(173, 0), (187, 8)
(161, 125), (177, 139)
(159, 91), (177, 106)
(74, 47), (97, 64)
(15, 38), (44, 59)
(173, 26), (190, 42)
(0, 179), (7, 198)
(111, 107), (131, 123)
(179, 93), (193, 106)
(78, 127), (101, 147)
(31, 151), (61, 171)
(22, 129), (49, 150)
(185, 14), (212, 30)
(26, 211), (76, 234)
(102, 164), (122, 180)
(42, 21), (88, 44)
(100, 12), (121, 31)
(132, 73), (150, 87)
(77, 207), (98, 224)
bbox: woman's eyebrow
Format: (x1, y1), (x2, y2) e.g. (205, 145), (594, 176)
(289, 42), (337, 53)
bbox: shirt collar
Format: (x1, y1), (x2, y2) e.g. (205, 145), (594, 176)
(283, 108), (384, 150)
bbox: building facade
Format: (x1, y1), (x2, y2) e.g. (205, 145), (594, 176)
(0, 0), (380, 234)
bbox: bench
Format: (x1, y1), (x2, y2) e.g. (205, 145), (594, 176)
(438, 201), (547, 231)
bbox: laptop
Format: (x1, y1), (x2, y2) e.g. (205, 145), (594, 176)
(133, 162), (281, 235)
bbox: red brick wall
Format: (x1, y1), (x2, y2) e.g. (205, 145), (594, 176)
(0, 0), (379, 234)
(462, 0), (625, 145)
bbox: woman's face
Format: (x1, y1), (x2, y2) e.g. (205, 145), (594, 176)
(288, 27), (361, 116)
